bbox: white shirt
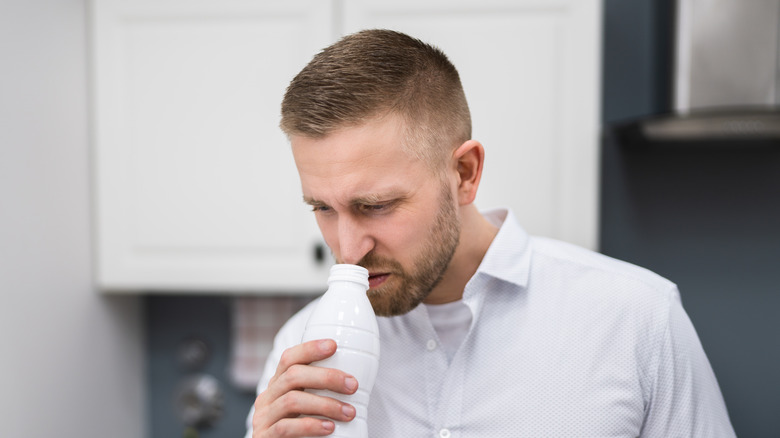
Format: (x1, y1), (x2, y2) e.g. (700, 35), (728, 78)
(246, 209), (735, 437)
(425, 300), (472, 363)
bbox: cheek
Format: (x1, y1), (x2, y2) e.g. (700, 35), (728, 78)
(377, 211), (436, 253)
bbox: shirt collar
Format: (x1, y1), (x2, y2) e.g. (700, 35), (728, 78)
(471, 208), (531, 289)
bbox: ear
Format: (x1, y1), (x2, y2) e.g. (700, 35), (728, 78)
(451, 140), (485, 206)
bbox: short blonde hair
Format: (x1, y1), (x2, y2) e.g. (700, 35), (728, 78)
(280, 29), (472, 172)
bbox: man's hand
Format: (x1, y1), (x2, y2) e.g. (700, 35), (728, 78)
(252, 339), (359, 437)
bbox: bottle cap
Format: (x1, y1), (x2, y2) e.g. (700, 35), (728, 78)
(328, 264), (369, 289)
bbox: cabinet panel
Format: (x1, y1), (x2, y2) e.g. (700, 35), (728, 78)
(92, 0), (335, 292)
(92, 0), (601, 293)
(342, 0), (602, 249)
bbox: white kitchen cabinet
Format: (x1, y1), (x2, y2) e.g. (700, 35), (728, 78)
(91, 0), (336, 292)
(342, 0), (602, 250)
(91, 0), (601, 293)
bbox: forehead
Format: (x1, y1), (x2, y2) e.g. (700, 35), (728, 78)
(290, 115), (432, 202)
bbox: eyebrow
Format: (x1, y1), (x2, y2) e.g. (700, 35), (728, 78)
(302, 195), (326, 206)
(303, 191), (408, 207)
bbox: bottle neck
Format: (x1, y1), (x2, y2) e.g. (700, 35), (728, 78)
(327, 279), (368, 293)
(328, 264), (369, 289)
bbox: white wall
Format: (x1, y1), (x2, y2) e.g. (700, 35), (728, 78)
(0, 1), (145, 437)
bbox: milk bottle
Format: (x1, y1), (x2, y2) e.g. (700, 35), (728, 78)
(302, 264), (380, 438)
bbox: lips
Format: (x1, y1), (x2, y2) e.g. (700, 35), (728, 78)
(368, 272), (390, 289)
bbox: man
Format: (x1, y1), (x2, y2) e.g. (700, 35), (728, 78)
(247, 29), (735, 437)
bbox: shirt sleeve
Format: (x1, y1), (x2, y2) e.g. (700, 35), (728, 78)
(641, 287), (736, 437)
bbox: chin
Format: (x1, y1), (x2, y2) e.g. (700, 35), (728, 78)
(367, 287), (427, 317)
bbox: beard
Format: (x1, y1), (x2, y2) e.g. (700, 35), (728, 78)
(353, 183), (460, 317)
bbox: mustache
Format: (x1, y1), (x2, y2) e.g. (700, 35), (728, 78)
(339, 252), (403, 273)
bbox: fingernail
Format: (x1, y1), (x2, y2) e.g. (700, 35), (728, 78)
(342, 404), (356, 418)
(344, 376), (358, 391)
(322, 421), (334, 431)
(319, 340), (333, 353)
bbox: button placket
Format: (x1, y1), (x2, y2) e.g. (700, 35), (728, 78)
(431, 304), (471, 438)
(422, 327), (446, 430)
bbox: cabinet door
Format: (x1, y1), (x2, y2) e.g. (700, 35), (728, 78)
(342, 0), (602, 250)
(92, 0), (335, 292)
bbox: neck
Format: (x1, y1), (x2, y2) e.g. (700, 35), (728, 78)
(423, 205), (499, 305)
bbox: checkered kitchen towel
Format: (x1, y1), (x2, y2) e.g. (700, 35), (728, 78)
(229, 296), (314, 391)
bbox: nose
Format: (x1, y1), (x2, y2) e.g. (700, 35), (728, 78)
(336, 215), (374, 265)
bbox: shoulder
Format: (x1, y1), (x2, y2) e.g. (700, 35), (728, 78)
(528, 235), (678, 306)
(530, 235), (676, 291)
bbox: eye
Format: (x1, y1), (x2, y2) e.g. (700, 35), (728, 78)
(358, 202), (394, 214)
(363, 204), (385, 211)
(311, 204), (333, 214)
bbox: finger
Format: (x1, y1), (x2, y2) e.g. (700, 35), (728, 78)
(253, 391), (356, 436)
(260, 363), (358, 406)
(275, 339), (337, 376)
(258, 416), (335, 438)
(263, 339), (341, 402)
(276, 390), (356, 425)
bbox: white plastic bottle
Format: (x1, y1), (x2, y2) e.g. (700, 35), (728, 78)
(302, 264), (380, 438)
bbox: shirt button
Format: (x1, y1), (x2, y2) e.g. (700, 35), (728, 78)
(439, 428), (451, 438)
(426, 339), (437, 351)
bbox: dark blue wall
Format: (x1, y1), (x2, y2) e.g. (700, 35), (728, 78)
(601, 135), (780, 437)
(146, 296), (257, 438)
(602, 0), (673, 123)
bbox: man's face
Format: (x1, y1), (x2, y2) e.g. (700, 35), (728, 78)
(291, 114), (460, 316)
